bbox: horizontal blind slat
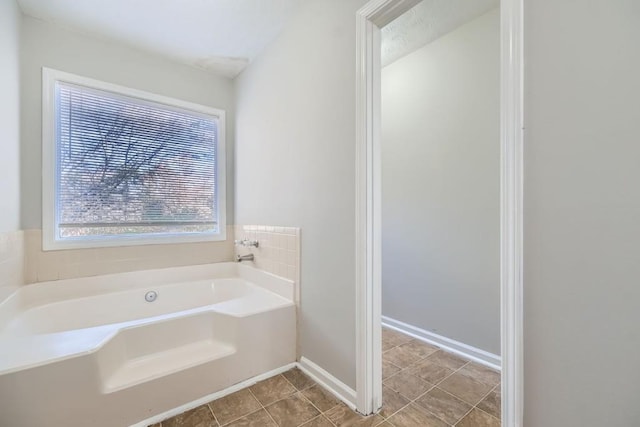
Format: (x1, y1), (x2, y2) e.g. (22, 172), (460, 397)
(55, 81), (219, 239)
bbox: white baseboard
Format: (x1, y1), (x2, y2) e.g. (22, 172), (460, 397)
(382, 316), (501, 371)
(297, 357), (357, 410)
(131, 363), (296, 427)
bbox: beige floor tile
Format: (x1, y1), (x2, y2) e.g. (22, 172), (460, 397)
(477, 386), (501, 419)
(265, 392), (319, 427)
(325, 403), (384, 426)
(409, 359), (454, 384)
(382, 360), (401, 380)
(225, 409), (276, 427)
(385, 403), (448, 427)
(301, 385), (340, 412)
(382, 328), (412, 350)
(283, 368), (316, 391)
(249, 374), (297, 406)
(414, 387), (471, 425)
(382, 346), (421, 369)
(424, 350), (468, 370)
(162, 405), (217, 427)
(437, 373), (493, 406)
(456, 408), (501, 427)
(457, 363), (501, 387)
(209, 389), (261, 426)
(383, 371), (432, 400)
(379, 385), (410, 418)
(397, 340), (439, 359)
(300, 415), (335, 427)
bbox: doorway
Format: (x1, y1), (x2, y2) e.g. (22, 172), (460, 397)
(354, 0), (524, 426)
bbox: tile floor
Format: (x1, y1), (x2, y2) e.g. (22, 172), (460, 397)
(151, 327), (500, 427)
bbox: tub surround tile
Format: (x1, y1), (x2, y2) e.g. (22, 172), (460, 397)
(0, 230), (24, 288)
(249, 374), (297, 406)
(234, 225), (300, 284)
(414, 387), (472, 425)
(265, 392), (319, 427)
(437, 372), (493, 406)
(23, 228), (234, 283)
(301, 385), (340, 412)
(162, 405), (217, 427)
(456, 408), (501, 427)
(225, 409), (276, 427)
(209, 389), (261, 426)
(383, 371), (432, 400)
(282, 367), (315, 391)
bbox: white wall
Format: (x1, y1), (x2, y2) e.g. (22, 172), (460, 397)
(381, 9), (500, 354)
(20, 15), (236, 230)
(0, 0), (25, 292)
(0, 0), (22, 233)
(234, 0), (367, 388)
(525, 0), (640, 425)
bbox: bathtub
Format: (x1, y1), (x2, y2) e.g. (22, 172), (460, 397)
(0, 262), (296, 427)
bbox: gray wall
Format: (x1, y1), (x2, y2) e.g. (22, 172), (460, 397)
(0, 0), (22, 233)
(234, 0), (367, 388)
(381, 9), (500, 355)
(524, 0), (640, 425)
(20, 15), (236, 230)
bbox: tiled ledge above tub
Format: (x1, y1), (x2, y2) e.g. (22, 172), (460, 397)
(0, 230), (24, 295)
(23, 227), (235, 284)
(233, 225), (300, 286)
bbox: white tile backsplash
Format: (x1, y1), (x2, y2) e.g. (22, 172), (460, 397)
(0, 230), (24, 289)
(234, 225), (300, 286)
(3, 226), (299, 287)
(23, 228), (234, 283)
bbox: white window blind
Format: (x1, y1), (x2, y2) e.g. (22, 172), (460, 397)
(52, 80), (220, 243)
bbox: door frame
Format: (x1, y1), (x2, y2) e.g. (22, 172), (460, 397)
(354, 0), (524, 425)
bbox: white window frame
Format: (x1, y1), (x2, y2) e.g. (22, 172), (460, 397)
(42, 68), (227, 250)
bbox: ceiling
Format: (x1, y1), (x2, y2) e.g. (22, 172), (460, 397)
(18, 0), (499, 77)
(382, 0), (499, 67)
(17, 0), (305, 78)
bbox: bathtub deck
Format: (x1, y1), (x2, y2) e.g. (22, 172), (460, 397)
(0, 263), (298, 427)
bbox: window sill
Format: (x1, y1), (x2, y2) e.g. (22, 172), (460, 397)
(41, 229), (227, 251)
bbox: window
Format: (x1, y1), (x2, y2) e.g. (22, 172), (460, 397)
(42, 68), (226, 250)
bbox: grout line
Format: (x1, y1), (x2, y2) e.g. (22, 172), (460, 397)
(158, 333), (499, 427)
(383, 328), (501, 426)
(247, 387), (281, 427)
(473, 405), (502, 423)
(296, 390), (338, 427)
(205, 403), (220, 427)
(464, 382), (502, 425)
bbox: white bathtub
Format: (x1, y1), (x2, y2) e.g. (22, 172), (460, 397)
(0, 262), (296, 427)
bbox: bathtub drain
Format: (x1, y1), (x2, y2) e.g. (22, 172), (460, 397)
(145, 291), (158, 302)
